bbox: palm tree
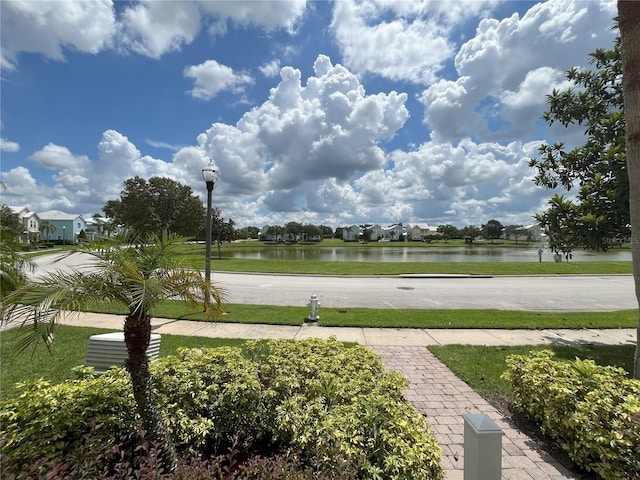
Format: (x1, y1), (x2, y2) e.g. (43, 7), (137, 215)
(1, 233), (226, 471)
(39, 221), (56, 242)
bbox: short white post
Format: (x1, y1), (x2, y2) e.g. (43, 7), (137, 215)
(463, 413), (503, 480)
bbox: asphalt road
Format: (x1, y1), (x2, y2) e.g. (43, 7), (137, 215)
(29, 252), (637, 311)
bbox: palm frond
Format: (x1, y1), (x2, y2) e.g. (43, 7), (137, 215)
(12, 308), (58, 356)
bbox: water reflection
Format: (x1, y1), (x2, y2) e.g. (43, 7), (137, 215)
(229, 245), (631, 263)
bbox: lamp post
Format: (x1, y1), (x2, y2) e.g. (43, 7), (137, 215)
(62, 225), (66, 246)
(202, 160), (219, 307)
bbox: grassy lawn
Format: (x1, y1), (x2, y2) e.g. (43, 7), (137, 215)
(85, 299), (637, 329)
(199, 258), (632, 275)
(428, 344), (636, 398)
(0, 325), (247, 401)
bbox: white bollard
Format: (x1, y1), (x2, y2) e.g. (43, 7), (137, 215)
(463, 413), (503, 480)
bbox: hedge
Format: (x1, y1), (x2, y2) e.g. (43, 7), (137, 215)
(503, 349), (640, 479)
(1, 338), (444, 479)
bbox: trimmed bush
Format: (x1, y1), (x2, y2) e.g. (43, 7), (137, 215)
(1, 338), (444, 479)
(503, 350), (640, 479)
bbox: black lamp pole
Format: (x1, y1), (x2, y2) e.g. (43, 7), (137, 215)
(202, 160), (219, 307)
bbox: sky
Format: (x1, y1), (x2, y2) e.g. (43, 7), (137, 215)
(0, 0), (619, 230)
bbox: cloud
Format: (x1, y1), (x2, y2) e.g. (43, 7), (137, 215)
(420, 0), (617, 144)
(31, 143), (90, 170)
(0, 138), (20, 152)
(330, 0), (499, 84)
(199, 0), (307, 33)
(184, 60), (254, 100)
(117, 0), (202, 58)
(199, 54), (408, 200)
(259, 59), (281, 78)
(0, 0), (116, 69)
(146, 139), (183, 151)
(1, 0), (308, 68)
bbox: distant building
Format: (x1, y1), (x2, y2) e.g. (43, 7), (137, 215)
(37, 210), (86, 243)
(342, 225), (360, 242)
(10, 206), (40, 244)
(381, 224), (405, 241)
(83, 215), (111, 240)
(406, 223), (437, 241)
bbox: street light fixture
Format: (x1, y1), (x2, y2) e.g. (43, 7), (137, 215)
(202, 159), (219, 307)
(62, 225), (66, 246)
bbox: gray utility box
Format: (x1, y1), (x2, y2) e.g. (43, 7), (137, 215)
(85, 332), (161, 374)
(463, 413), (504, 480)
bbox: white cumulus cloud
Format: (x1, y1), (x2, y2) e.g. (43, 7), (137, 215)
(0, 0), (116, 69)
(184, 60), (254, 100)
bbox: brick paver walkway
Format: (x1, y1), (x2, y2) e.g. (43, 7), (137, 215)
(371, 346), (579, 480)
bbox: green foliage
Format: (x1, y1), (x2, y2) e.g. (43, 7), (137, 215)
(530, 41), (630, 251)
(0, 367), (138, 474)
(481, 219), (504, 243)
(104, 176), (205, 238)
(1, 338), (444, 479)
(0, 204), (34, 295)
(503, 350), (640, 478)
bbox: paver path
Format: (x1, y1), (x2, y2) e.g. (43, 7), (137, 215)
(371, 346), (580, 480)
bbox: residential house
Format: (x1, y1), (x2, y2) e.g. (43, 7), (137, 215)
(523, 224), (544, 242)
(10, 206), (40, 245)
(261, 225), (280, 242)
(367, 224), (383, 241)
(381, 224), (405, 241)
(406, 223), (437, 241)
(342, 225), (360, 242)
(83, 215), (111, 240)
(37, 210), (86, 243)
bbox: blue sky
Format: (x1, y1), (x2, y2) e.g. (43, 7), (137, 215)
(0, 0), (619, 229)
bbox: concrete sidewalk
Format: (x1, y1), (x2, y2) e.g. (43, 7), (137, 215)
(50, 311), (637, 347)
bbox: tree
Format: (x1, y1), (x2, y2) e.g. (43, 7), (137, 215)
(504, 224), (527, 244)
(437, 224), (460, 242)
(461, 225), (481, 240)
(536, 195), (578, 261)
(39, 220), (56, 242)
(529, 40), (629, 250)
(210, 208), (235, 259)
(0, 204), (34, 296)
(319, 225), (334, 238)
(334, 227), (344, 239)
(104, 176), (205, 239)
(284, 222), (303, 242)
(302, 224), (323, 241)
(481, 219), (504, 243)
(235, 226), (259, 240)
(618, 0), (640, 378)
(1, 233), (227, 470)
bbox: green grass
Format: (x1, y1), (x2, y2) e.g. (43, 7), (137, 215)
(85, 299), (637, 329)
(200, 258), (632, 275)
(428, 344), (636, 398)
(0, 325), (247, 401)
(317, 308), (638, 329)
(88, 300), (308, 326)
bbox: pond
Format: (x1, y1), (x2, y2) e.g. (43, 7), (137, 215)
(229, 245), (632, 263)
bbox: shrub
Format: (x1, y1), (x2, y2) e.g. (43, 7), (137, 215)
(1, 338), (444, 479)
(503, 350), (640, 478)
(0, 367), (138, 476)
